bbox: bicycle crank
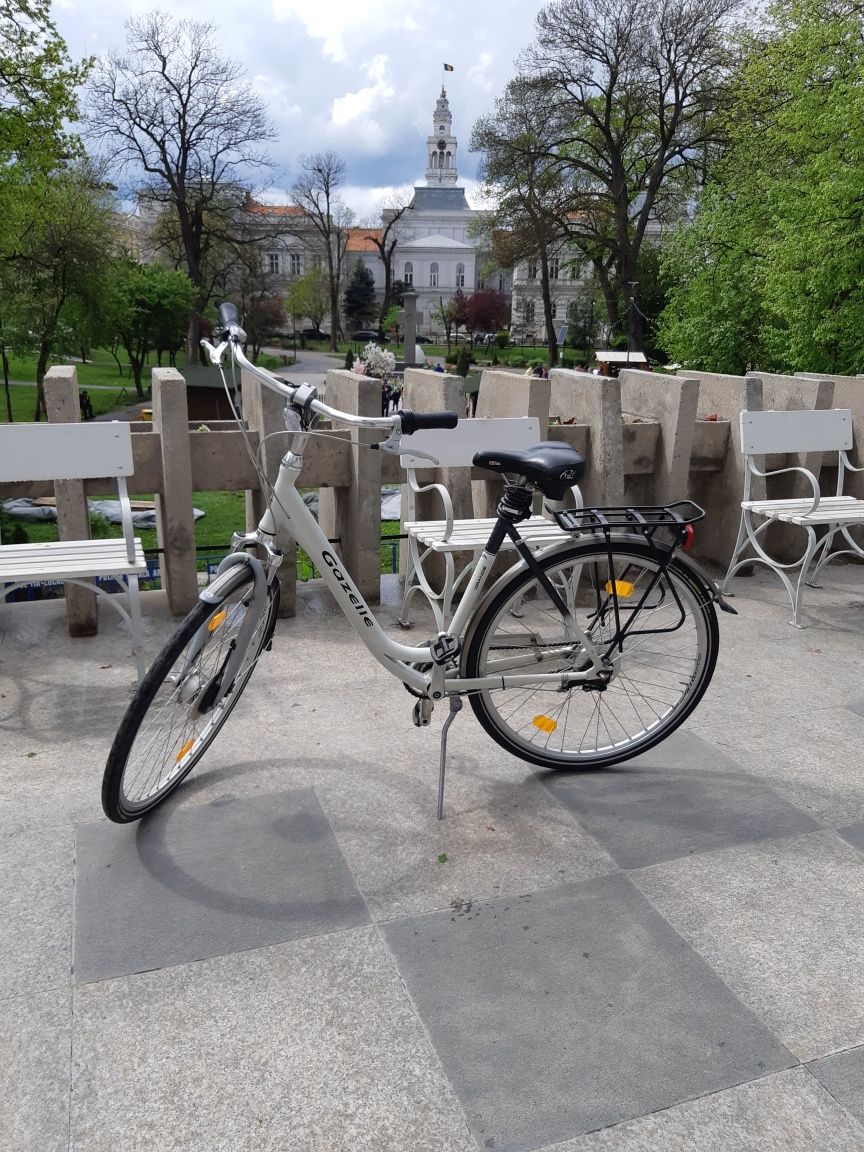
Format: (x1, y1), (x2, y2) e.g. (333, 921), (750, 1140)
(412, 698), (434, 727)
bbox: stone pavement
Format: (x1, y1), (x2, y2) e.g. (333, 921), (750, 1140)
(3, 564), (864, 1151)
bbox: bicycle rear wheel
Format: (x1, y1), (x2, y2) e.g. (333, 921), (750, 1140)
(102, 572), (279, 822)
(463, 539), (718, 770)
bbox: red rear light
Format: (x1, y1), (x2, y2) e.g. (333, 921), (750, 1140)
(683, 524), (695, 551)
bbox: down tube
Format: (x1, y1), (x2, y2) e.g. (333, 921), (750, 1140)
(267, 476), (434, 671)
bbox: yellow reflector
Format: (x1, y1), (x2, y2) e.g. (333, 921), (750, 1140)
(175, 738), (194, 762)
(533, 715), (558, 733)
(605, 579), (635, 598)
(208, 609), (227, 632)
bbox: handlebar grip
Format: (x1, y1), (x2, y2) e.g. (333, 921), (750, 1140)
(399, 410), (459, 436)
(218, 302), (240, 330)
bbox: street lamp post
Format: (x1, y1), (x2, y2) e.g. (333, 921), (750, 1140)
(626, 280), (638, 368)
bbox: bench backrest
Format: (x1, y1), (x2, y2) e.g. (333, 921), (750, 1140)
(399, 416), (542, 470)
(740, 409), (853, 456)
(0, 421), (135, 482)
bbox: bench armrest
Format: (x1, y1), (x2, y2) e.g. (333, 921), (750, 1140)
(116, 477), (138, 564)
(747, 458), (821, 516)
(404, 466), (455, 541)
(841, 451), (864, 474)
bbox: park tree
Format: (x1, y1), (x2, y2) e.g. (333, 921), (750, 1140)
(467, 290), (511, 335)
(343, 260), (377, 331)
(361, 192), (413, 321)
(452, 289), (470, 339)
(291, 152), (355, 350)
(471, 76), (571, 364)
(434, 297), (458, 352)
(289, 268), (330, 338)
(2, 165), (116, 418)
(517, 0), (741, 351)
(109, 259), (196, 395)
(86, 12), (277, 364)
(661, 0), (864, 374)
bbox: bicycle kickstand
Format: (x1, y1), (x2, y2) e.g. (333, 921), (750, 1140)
(437, 695), (463, 821)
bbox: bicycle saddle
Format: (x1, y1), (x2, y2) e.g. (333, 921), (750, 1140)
(473, 441), (585, 500)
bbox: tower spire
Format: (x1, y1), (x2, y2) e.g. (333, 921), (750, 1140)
(425, 86), (458, 186)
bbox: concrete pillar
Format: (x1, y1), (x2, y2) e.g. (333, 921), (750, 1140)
(400, 368), (470, 589)
(402, 290), (418, 368)
(317, 369), (382, 602)
(242, 368), (297, 617)
(44, 366), (97, 636)
(619, 369), (699, 504)
(548, 369), (624, 506)
(473, 369), (551, 516)
(152, 368), (198, 616)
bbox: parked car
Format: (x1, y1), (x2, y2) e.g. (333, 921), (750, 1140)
(472, 332), (495, 346)
(352, 329), (384, 342)
(414, 334), (433, 344)
(300, 327), (328, 340)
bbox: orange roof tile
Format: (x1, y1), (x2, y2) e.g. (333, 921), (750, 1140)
(346, 227), (383, 253)
(244, 199), (305, 217)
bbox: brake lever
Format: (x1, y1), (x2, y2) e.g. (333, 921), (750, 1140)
(374, 428), (440, 466)
(200, 338), (229, 367)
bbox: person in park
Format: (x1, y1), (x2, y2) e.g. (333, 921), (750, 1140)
(79, 391), (94, 420)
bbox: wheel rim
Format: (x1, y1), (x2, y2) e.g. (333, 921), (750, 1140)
(471, 552), (711, 764)
(118, 587), (271, 810)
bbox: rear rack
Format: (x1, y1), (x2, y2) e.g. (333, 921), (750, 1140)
(554, 500), (705, 540)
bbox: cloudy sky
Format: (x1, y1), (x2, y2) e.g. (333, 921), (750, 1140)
(54, 0), (546, 217)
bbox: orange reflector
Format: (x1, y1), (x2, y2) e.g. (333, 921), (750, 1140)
(604, 579), (634, 598)
(683, 524), (695, 551)
(208, 610), (227, 632)
(533, 715), (557, 733)
(175, 738), (194, 762)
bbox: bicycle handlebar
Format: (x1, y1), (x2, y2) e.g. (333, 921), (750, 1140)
(203, 303), (460, 437)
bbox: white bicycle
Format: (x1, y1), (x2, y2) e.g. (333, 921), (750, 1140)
(102, 304), (734, 823)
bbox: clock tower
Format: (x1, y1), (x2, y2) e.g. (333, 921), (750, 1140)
(425, 87), (458, 185)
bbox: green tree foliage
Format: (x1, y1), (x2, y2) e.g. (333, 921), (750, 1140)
(289, 268), (330, 337)
(516, 0), (740, 351)
(1, 165), (115, 418)
(0, 1), (89, 181)
(662, 0), (864, 374)
(343, 259), (377, 330)
(109, 260), (196, 396)
(455, 345), (471, 378)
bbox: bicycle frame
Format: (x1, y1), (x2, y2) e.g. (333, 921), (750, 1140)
(205, 337), (610, 700)
(245, 436), (608, 697)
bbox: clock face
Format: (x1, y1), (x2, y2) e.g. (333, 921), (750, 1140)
(437, 139), (447, 150)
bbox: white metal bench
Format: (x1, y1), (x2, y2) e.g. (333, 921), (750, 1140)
(399, 417), (582, 630)
(0, 421), (148, 678)
(722, 408), (864, 626)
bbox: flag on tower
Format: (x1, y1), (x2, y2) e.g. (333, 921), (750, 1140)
(443, 63), (454, 71)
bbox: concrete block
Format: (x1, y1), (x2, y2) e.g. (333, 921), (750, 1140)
(318, 370), (382, 603)
(242, 367), (297, 616)
(549, 370), (624, 506)
(620, 369), (699, 504)
(152, 369), (198, 616)
(474, 370), (551, 516)
(44, 366), (98, 635)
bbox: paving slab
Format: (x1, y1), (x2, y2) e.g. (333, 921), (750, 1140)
(381, 873), (793, 1152)
(0, 827), (73, 1000)
(74, 788), (369, 983)
(808, 1045), (864, 1129)
(538, 1066), (864, 1151)
(0, 989), (71, 1152)
(70, 926), (475, 1152)
(634, 830), (864, 1062)
(691, 705), (864, 825)
(538, 729), (818, 869)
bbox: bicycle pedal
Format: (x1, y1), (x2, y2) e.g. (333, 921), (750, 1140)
(412, 699), (433, 727)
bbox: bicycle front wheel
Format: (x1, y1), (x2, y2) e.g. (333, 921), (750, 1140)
(464, 539), (718, 770)
(102, 571), (279, 823)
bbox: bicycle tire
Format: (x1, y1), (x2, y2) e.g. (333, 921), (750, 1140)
(102, 571), (279, 823)
(463, 538), (718, 770)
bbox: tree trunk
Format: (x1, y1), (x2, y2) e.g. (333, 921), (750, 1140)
(2, 348), (13, 422)
(594, 261), (622, 340)
(538, 251), (558, 367)
(186, 309), (202, 367)
(34, 342), (51, 422)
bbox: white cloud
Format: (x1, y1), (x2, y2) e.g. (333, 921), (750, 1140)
(330, 54), (395, 136)
(270, 0), (421, 62)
